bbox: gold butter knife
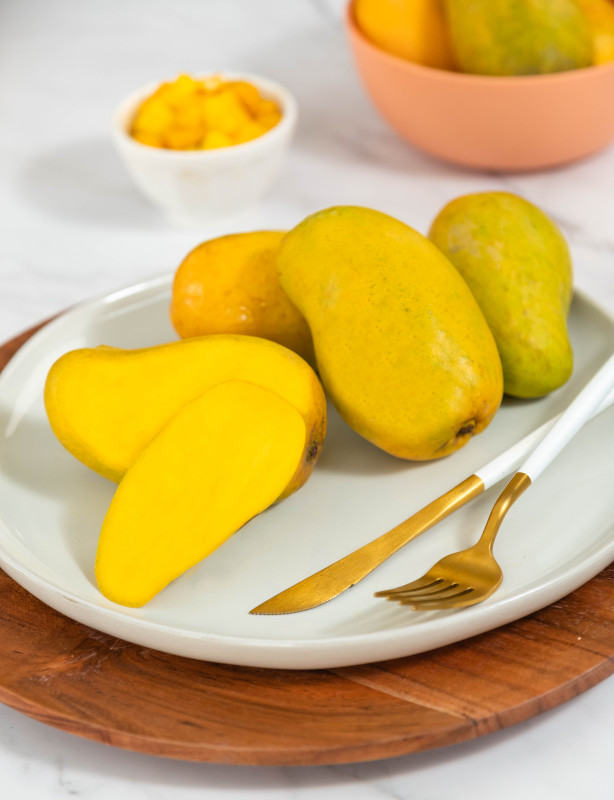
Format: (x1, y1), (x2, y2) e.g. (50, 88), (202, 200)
(250, 389), (614, 614)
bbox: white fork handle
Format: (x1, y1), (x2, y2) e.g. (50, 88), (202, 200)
(477, 385), (614, 491)
(518, 354), (614, 482)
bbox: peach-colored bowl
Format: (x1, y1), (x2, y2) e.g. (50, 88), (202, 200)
(346, 0), (614, 172)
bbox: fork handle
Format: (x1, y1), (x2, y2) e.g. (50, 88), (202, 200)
(521, 353), (614, 482)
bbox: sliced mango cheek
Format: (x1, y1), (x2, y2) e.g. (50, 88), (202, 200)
(95, 380), (307, 607)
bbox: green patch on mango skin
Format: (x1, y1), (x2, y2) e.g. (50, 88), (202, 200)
(445, 0), (593, 75)
(429, 191), (573, 399)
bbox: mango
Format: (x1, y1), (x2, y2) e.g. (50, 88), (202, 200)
(429, 192), (573, 399)
(444, 0), (593, 75)
(96, 380), (308, 607)
(355, 0), (457, 70)
(574, 0), (614, 64)
(44, 335), (326, 497)
(170, 232), (315, 364)
(277, 206), (503, 461)
(130, 74), (283, 150)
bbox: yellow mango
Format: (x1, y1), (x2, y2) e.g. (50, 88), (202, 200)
(226, 80), (262, 114)
(200, 130), (233, 149)
(131, 97), (174, 134)
(44, 335), (326, 496)
(200, 90), (252, 135)
(170, 232), (315, 364)
(131, 130), (163, 148)
(277, 206), (503, 461)
(234, 120), (267, 144)
(162, 126), (202, 149)
(95, 380), (308, 607)
(162, 73), (200, 105)
(354, 0), (457, 70)
(574, 0), (614, 64)
(129, 74), (282, 150)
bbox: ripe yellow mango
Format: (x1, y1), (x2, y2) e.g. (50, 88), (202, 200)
(354, 0), (457, 70)
(277, 206), (503, 461)
(429, 192), (573, 398)
(44, 335), (326, 498)
(575, 0), (614, 64)
(170, 231), (315, 364)
(444, 0), (593, 75)
(96, 380), (308, 607)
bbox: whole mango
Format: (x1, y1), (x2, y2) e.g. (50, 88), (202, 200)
(355, 0), (457, 70)
(429, 192), (573, 399)
(444, 0), (593, 75)
(277, 206), (503, 461)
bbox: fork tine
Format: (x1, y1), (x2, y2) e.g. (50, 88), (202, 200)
(398, 587), (476, 609)
(392, 581), (463, 600)
(374, 576), (446, 598)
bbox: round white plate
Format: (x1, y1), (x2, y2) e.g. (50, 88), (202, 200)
(0, 275), (613, 670)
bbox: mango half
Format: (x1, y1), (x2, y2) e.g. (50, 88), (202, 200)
(44, 334), (326, 499)
(95, 380), (308, 607)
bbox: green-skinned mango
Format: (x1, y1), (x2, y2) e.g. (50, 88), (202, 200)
(277, 206), (503, 461)
(444, 0), (593, 75)
(429, 191), (573, 399)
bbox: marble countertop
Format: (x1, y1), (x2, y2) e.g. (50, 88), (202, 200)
(1, 0), (613, 797)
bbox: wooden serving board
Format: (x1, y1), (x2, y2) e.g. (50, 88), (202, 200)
(0, 325), (613, 766)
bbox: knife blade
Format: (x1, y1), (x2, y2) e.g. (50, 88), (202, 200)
(249, 387), (614, 615)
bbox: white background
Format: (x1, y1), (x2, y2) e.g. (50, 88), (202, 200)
(1, 0), (613, 797)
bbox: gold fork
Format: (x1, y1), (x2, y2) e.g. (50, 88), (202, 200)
(375, 353), (614, 612)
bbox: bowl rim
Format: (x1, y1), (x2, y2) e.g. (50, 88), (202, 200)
(346, 0), (614, 86)
(111, 70), (298, 160)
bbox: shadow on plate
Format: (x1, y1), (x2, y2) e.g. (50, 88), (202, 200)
(316, 403), (422, 479)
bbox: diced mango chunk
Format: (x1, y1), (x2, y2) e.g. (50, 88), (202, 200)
(128, 73), (283, 150)
(201, 90), (252, 135)
(234, 120), (267, 144)
(200, 130), (234, 149)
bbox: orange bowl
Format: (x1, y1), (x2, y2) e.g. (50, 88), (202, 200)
(346, 0), (614, 171)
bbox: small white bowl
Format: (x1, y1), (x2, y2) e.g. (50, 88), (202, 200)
(112, 72), (297, 227)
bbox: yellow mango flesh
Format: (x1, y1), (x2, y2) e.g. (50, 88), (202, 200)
(170, 231), (315, 364)
(277, 206), (503, 461)
(444, 0), (593, 75)
(95, 381), (307, 607)
(44, 335), (326, 497)
(130, 73), (282, 150)
(429, 192), (573, 399)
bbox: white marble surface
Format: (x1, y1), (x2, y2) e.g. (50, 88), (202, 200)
(1, 0), (614, 796)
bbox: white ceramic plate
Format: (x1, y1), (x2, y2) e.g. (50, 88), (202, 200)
(0, 275), (613, 670)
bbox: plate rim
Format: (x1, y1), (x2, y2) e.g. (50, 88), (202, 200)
(0, 276), (613, 670)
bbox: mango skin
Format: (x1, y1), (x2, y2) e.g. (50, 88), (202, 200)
(444, 0), (593, 75)
(354, 0), (457, 70)
(575, 0), (614, 64)
(429, 192), (573, 399)
(277, 206), (503, 461)
(44, 335), (326, 499)
(170, 231), (315, 365)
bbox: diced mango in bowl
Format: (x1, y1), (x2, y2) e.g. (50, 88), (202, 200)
(130, 74), (283, 150)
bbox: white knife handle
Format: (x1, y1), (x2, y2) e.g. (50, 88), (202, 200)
(477, 381), (614, 491)
(520, 354), (614, 481)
